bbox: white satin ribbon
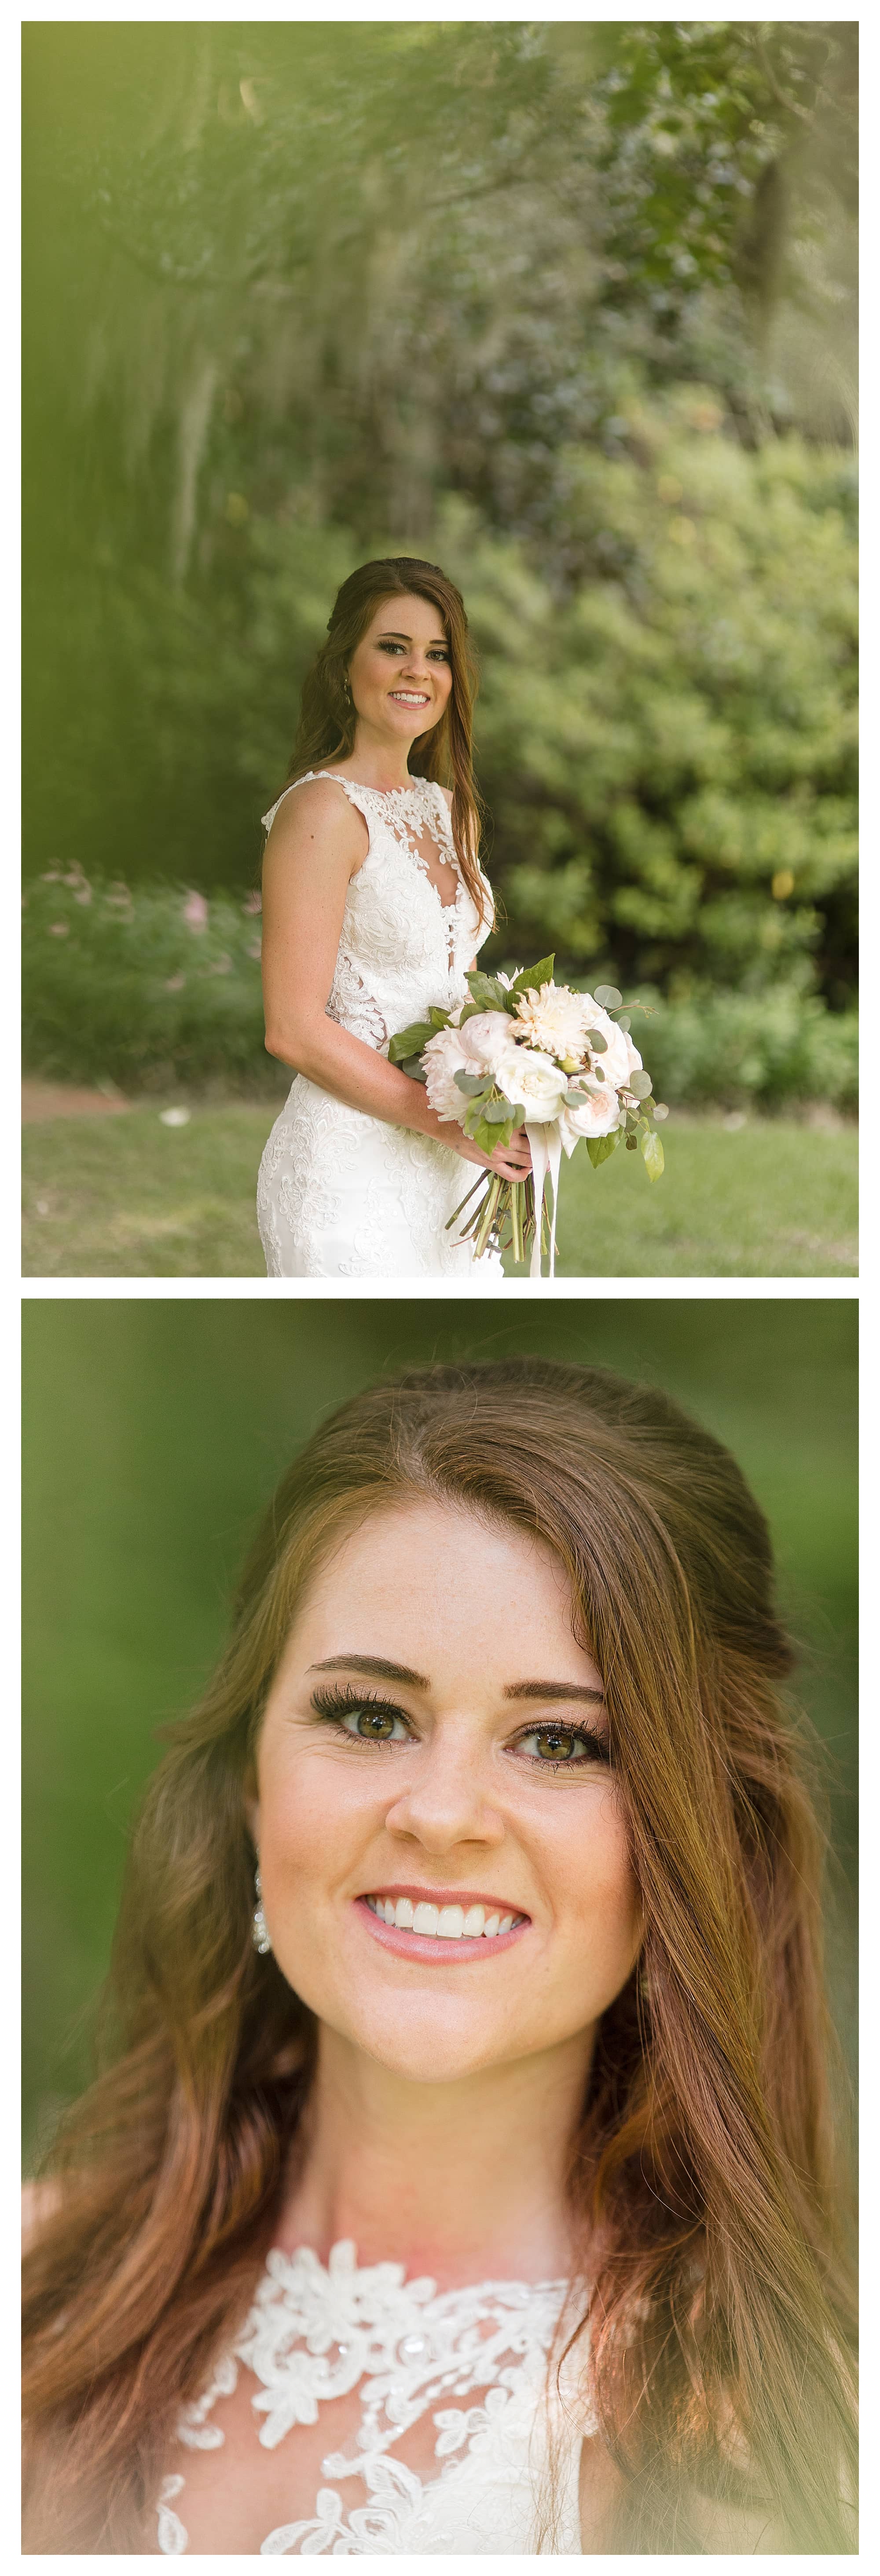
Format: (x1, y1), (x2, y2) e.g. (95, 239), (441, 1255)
(524, 1121), (563, 1279)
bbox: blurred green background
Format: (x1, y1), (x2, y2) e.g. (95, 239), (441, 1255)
(22, 1298), (857, 2167)
(23, 21), (857, 1102)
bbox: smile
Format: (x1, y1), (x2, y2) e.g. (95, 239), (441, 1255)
(389, 691), (430, 706)
(356, 1888), (530, 1960)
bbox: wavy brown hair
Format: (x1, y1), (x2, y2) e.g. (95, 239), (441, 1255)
(280, 555), (490, 922)
(22, 1359), (856, 2552)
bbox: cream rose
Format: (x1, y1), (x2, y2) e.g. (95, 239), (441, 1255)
(493, 1040), (567, 1124)
(580, 996), (642, 1091)
(558, 1084), (624, 1157)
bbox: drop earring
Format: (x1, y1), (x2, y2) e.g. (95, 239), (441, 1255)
(252, 1864), (271, 1955)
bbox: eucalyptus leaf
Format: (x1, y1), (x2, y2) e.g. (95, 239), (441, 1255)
(564, 1088), (587, 1106)
(453, 1069), (489, 1096)
(654, 1103), (670, 1121)
(630, 1070), (653, 1098)
(484, 1097), (515, 1123)
(586, 1028), (607, 1052)
(641, 1129), (665, 1180)
(400, 1055), (427, 1083)
(616, 1014), (631, 1034)
(594, 984), (622, 1009)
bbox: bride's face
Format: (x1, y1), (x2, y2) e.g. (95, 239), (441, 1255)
(347, 593), (454, 745)
(248, 1500), (643, 2085)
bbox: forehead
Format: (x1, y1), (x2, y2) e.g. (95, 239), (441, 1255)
(283, 1498), (598, 1685)
(364, 591), (448, 639)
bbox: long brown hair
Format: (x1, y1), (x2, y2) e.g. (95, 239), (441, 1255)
(22, 1359), (856, 2552)
(282, 555), (489, 922)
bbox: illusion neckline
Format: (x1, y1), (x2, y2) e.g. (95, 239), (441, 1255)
(309, 771), (443, 800)
(256, 2233), (569, 2297)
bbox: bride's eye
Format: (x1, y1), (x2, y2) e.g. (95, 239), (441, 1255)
(311, 1686), (413, 1745)
(514, 1723), (609, 1770)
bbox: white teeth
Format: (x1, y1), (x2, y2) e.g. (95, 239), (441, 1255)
(413, 1902), (440, 1936)
(365, 1895), (524, 1940)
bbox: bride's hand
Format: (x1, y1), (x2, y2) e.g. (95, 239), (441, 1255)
(452, 1127), (533, 1185)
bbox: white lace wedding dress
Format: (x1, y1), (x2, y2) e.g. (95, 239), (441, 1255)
(256, 773), (500, 1279)
(155, 2237), (589, 2555)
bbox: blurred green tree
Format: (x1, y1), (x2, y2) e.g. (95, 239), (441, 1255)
(23, 21), (857, 1011)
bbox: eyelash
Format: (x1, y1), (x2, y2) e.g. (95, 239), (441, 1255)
(378, 640), (450, 662)
(309, 1684), (610, 1772)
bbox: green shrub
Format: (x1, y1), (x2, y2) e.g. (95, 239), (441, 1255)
(26, 396), (856, 1018)
(632, 986), (858, 1113)
(23, 869), (856, 1110)
(22, 869), (275, 1093)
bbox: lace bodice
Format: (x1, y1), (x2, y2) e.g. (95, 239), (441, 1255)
(260, 772), (491, 1050)
(156, 2238), (589, 2554)
(256, 771), (501, 1277)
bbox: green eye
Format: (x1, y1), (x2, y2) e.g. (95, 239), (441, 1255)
(516, 1723), (608, 1768)
(533, 1727), (580, 1761)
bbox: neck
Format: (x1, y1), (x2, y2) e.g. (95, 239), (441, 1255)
(274, 2023), (595, 2289)
(344, 722), (425, 791)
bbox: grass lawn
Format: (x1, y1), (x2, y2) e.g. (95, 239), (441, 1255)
(22, 1100), (857, 1277)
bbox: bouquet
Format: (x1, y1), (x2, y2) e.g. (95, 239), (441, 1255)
(388, 955), (667, 1275)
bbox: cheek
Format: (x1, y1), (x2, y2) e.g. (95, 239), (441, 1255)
(555, 1788), (641, 1951)
(258, 1749), (375, 1881)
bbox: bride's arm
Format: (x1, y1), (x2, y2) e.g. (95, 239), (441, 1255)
(261, 780), (529, 1181)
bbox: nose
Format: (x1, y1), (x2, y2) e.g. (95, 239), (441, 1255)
(383, 1731), (505, 1856)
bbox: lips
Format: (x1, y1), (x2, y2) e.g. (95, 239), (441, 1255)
(355, 1886), (530, 1963)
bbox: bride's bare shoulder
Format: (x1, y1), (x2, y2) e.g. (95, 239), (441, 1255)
(264, 775), (367, 862)
(22, 2178), (61, 2251)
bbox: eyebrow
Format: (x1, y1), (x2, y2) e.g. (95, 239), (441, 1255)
(307, 1655), (604, 1705)
(308, 1654), (429, 1688)
(376, 628), (449, 646)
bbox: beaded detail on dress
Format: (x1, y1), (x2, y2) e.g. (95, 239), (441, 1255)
(156, 2237), (589, 2556)
(256, 773), (499, 1280)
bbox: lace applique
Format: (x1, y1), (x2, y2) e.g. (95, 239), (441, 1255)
(257, 772), (497, 1280)
(156, 2238), (588, 2557)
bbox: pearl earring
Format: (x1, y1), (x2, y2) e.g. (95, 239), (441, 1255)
(252, 1864), (271, 1955)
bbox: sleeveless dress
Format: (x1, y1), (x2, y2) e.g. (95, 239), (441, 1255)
(256, 773), (499, 1280)
(155, 2237), (590, 2555)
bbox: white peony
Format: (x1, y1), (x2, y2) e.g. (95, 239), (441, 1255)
(513, 981), (593, 1062)
(421, 1022), (470, 1122)
(422, 1010), (513, 1122)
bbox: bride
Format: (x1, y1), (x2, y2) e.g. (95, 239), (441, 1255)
(22, 1360), (856, 2554)
(256, 555), (531, 1279)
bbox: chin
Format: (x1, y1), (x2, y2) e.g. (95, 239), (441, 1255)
(350, 2002), (520, 2085)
